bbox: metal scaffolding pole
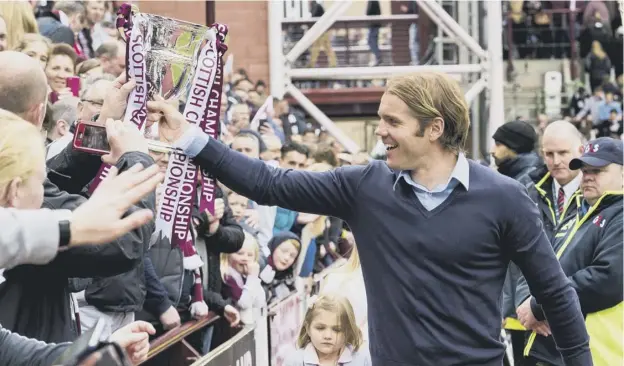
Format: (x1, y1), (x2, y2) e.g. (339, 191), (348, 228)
(486, 0), (505, 149)
(288, 63), (483, 80)
(268, 1), (285, 98)
(464, 77), (488, 105)
(287, 85), (360, 154)
(284, 0), (352, 65)
(424, 0), (488, 59)
(266, 0), (502, 156)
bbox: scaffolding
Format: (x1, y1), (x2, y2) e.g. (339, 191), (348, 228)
(268, 0), (504, 156)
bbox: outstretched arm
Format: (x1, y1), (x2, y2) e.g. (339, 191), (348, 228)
(179, 126), (364, 220)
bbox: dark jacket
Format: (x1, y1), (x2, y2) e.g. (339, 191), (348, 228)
(194, 185), (245, 315)
(83, 152), (156, 313)
(497, 152), (541, 182)
(0, 145), (154, 342)
(35, 10), (75, 46)
(499, 152), (543, 323)
(143, 254), (174, 318)
(0, 326), (69, 366)
(145, 231), (182, 315)
(521, 166), (581, 241)
(310, 1), (324, 17)
(366, 0), (382, 27)
(516, 193), (623, 366)
(585, 53), (612, 84)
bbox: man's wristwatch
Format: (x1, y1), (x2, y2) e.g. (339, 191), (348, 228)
(56, 210), (73, 248)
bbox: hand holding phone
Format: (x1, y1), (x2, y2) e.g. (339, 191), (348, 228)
(73, 122), (111, 155)
(67, 76), (81, 97)
(73, 121), (171, 158)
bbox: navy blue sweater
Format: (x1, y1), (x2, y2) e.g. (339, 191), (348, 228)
(191, 139), (592, 366)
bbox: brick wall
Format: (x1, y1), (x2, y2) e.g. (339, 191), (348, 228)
(135, 1), (206, 26)
(134, 0), (270, 89)
(215, 1), (270, 86)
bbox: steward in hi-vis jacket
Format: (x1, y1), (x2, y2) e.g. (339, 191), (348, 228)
(516, 137), (624, 366)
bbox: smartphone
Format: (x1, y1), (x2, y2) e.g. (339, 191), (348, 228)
(67, 76), (81, 97)
(53, 317), (108, 365)
(73, 122), (175, 156)
(73, 122), (110, 155)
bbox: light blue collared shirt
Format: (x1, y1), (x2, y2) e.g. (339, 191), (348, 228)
(177, 125), (210, 158)
(393, 153), (470, 211)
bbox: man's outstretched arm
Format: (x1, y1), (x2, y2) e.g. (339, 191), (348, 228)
(179, 126), (363, 220)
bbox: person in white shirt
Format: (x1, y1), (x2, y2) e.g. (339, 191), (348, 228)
(320, 245), (368, 344)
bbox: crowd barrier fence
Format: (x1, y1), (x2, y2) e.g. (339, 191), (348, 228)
(138, 263), (334, 366)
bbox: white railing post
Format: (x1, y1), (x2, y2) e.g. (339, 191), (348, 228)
(486, 0), (505, 149)
(287, 63), (483, 80)
(286, 85), (360, 153)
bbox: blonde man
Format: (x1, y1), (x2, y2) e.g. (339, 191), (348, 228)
(149, 71), (591, 366)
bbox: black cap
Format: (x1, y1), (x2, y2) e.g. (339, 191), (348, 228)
(492, 121), (537, 154)
(569, 137), (624, 170)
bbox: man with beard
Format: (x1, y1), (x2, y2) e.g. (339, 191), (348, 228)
(490, 120), (543, 365)
(490, 120), (541, 182)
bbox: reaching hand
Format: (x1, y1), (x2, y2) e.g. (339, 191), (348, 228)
(204, 198), (225, 234)
(516, 297), (551, 337)
(97, 74), (136, 124)
(190, 301), (209, 319)
(56, 87), (74, 101)
(102, 118), (149, 165)
(69, 164), (163, 246)
(159, 305), (181, 330)
(245, 262), (260, 277)
(146, 96), (191, 143)
(223, 305), (241, 327)
(109, 321), (156, 365)
(244, 209), (260, 229)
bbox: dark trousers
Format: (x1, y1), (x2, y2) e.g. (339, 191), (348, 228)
(524, 357), (556, 366)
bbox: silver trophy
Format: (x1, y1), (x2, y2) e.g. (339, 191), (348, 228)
(117, 5), (223, 101)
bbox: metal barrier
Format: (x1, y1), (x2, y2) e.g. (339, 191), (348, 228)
(139, 313), (220, 366)
(505, 8), (583, 79)
(179, 262), (343, 366)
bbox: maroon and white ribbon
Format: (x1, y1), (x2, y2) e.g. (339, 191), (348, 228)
(88, 17), (148, 194)
(154, 29), (219, 250)
(197, 23), (228, 216)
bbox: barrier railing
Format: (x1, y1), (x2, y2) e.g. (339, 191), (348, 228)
(505, 8), (582, 79)
(139, 313), (219, 366)
(182, 260), (343, 366)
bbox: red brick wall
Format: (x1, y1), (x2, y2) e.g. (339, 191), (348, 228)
(134, 0), (270, 88)
(135, 1), (207, 26)
(215, 1), (270, 86)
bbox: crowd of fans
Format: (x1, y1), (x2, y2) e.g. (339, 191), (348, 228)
(0, 0), (373, 363)
(505, 0), (623, 68)
(0, 1), (621, 366)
